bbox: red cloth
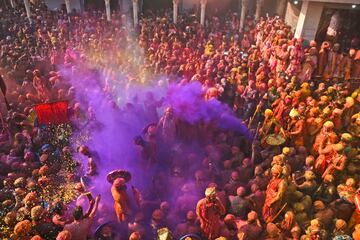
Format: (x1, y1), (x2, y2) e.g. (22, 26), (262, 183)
(197, 198), (225, 239)
(34, 101), (69, 125)
(355, 193), (360, 213)
(263, 178), (284, 222)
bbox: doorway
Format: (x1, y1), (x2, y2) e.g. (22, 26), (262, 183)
(315, 6), (360, 50)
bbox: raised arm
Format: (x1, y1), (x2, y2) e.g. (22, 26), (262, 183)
(83, 193), (95, 218)
(250, 140), (257, 166)
(89, 195), (101, 218)
(290, 121), (304, 135)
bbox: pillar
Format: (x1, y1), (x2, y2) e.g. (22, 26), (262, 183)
(64, 0), (71, 14)
(10, 0), (15, 8)
(132, 0), (138, 26)
(294, 0), (309, 38)
(200, 0), (207, 26)
(24, 0), (32, 23)
(239, 0), (248, 32)
(294, 1), (324, 40)
(105, 0), (111, 21)
(276, 0), (287, 17)
(173, 0), (179, 24)
(255, 0), (264, 21)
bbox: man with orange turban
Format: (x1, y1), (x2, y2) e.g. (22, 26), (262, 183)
(262, 164), (287, 223)
(196, 187), (226, 239)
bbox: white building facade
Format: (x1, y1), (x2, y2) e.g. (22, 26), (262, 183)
(41, 0), (359, 43)
(285, 0), (360, 41)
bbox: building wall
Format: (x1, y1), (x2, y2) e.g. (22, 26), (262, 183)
(181, 0), (279, 16)
(44, 0), (133, 13)
(182, 0), (234, 12)
(264, 0), (282, 16)
(284, 2), (300, 31)
(45, 0), (81, 10)
(182, 0), (197, 10)
(122, 0), (131, 14)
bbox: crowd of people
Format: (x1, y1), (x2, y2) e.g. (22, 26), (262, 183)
(0, 1), (360, 240)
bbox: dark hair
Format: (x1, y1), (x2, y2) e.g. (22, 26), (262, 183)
(51, 202), (64, 215)
(134, 136), (146, 147)
(73, 206), (83, 220)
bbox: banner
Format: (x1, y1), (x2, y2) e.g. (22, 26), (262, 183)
(34, 101), (69, 125)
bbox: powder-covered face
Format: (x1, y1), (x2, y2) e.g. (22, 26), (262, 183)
(346, 178), (355, 187)
(206, 194), (216, 202)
